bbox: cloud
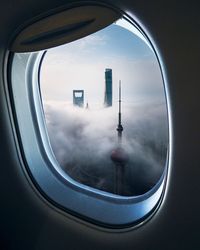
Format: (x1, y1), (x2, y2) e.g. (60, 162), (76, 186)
(40, 22), (168, 196)
(44, 101), (168, 196)
(77, 33), (108, 48)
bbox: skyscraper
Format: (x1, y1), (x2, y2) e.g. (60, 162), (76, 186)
(73, 90), (84, 107)
(104, 68), (112, 107)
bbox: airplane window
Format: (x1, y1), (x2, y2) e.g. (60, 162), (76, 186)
(9, 6), (169, 226)
(39, 18), (168, 196)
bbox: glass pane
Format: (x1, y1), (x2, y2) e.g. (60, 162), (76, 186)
(40, 19), (168, 196)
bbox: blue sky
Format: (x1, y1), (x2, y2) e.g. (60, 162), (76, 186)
(40, 20), (166, 106)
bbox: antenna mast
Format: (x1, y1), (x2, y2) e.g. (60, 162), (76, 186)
(117, 80), (123, 143)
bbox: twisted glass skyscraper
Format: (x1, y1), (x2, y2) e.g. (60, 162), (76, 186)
(104, 68), (112, 107)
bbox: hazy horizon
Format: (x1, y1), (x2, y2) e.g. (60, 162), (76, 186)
(40, 21), (165, 106)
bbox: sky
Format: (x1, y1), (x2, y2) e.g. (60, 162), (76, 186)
(40, 19), (166, 107)
(39, 19), (168, 196)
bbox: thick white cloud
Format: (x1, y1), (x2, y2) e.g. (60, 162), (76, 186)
(44, 101), (168, 196)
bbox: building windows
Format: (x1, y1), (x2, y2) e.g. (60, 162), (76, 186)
(9, 4), (169, 227)
(73, 90), (84, 107)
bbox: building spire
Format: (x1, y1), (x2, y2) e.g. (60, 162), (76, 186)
(111, 80), (128, 195)
(117, 80), (123, 143)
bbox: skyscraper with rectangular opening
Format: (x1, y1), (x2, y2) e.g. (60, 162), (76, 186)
(104, 68), (112, 107)
(73, 90), (84, 107)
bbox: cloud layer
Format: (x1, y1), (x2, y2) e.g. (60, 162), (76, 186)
(44, 101), (168, 196)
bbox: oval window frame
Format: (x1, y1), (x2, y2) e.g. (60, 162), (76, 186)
(7, 3), (170, 229)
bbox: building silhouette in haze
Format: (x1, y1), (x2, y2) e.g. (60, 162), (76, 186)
(104, 68), (112, 107)
(73, 90), (84, 107)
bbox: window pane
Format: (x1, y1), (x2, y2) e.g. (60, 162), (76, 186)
(40, 19), (168, 196)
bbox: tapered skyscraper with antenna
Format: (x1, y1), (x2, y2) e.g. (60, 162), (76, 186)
(104, 68), (112, 107)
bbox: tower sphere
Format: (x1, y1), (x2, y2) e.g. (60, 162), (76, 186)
(111, 147), (129, 164)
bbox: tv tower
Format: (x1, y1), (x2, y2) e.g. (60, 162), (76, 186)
(111, 80), (128, 195)
(117, 80), (123, 143)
